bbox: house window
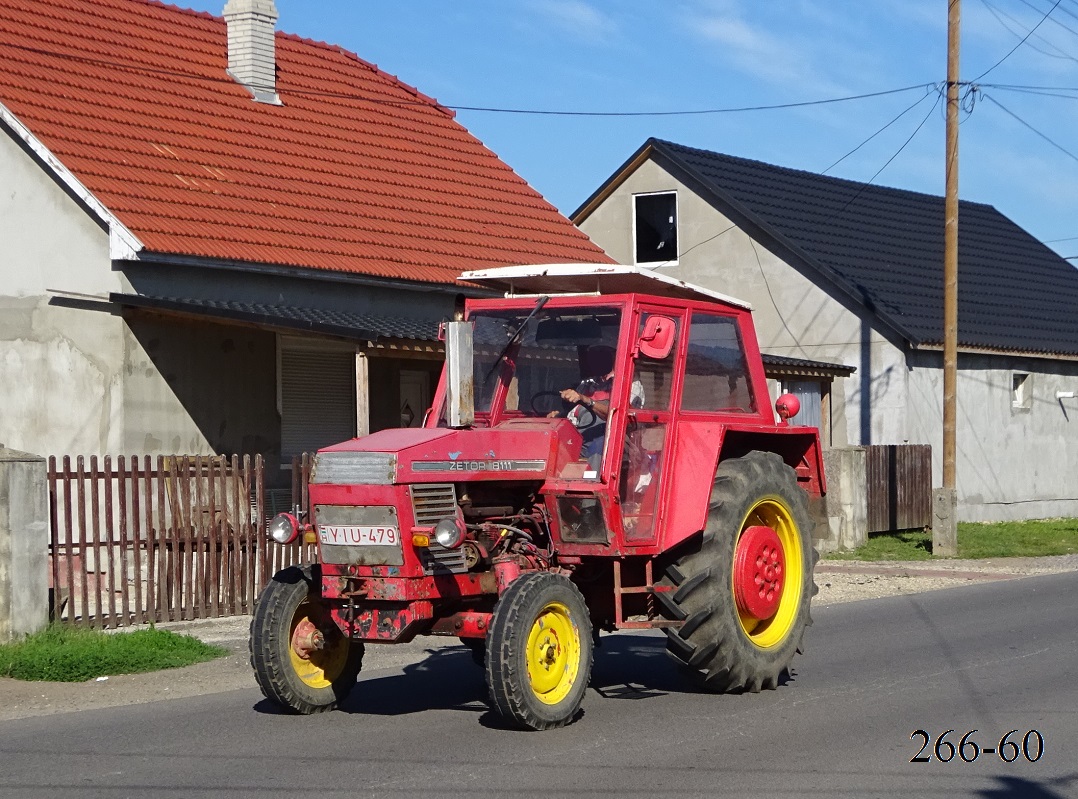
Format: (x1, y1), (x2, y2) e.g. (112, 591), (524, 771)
(634, 192), (678, 265)
(1012, 372), (1032, 411)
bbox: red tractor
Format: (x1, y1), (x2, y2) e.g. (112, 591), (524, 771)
(250, 264), (823, 730)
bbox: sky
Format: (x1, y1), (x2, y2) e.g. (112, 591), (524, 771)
(182, 0), (1078, 260)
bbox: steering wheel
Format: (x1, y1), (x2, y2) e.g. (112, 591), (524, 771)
(530, 390), (569, 416)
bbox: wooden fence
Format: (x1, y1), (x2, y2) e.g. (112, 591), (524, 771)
(48, 453), (316, 629)
(865, 444), (932, 533)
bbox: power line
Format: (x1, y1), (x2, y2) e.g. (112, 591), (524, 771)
(657, 89), (944, 269)
(972, 0), (1063, 81)
(980, 0), (1078, 63)
(828, 91), (943, 220)
(0, 40), (931, 118)
(985, 84), (1078, 99)
(981, 81), (1078, 89)
(981, 92), (1078, 164)
(1045, 234), (1078, 242)
(1013, 0), (1078, 39)
(822, 85), (938, 173)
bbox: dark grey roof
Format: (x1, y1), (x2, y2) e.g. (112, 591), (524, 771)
(110, 294), (442, 342)
(761, 353), (855, 377)
(581, 138), (1078, 357)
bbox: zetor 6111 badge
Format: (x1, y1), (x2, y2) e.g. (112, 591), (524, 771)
(250, 263), (823, 731)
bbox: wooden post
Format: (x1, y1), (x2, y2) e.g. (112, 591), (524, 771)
(356, 349), (370, 437)
(936, 0), (960, 557)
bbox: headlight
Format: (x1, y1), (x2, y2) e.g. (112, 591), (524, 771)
(269, 513), (299, 544)
(433, 517), (465, 549)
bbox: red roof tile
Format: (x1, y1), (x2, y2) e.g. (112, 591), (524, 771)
(0, 0), (612, 284)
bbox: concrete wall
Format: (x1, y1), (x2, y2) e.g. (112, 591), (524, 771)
(122, 315), (279, 457)
(907, 350), (1078, 522)
(0, 125), (126, 456)
(0, 447), (48, 642)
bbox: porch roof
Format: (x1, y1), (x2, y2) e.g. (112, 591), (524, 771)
(111, 292), (854, 379)
(110, 293), (441, 343)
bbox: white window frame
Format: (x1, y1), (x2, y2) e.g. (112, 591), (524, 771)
(1012, 372), (1032, 412)
(632, 190), (679, 267)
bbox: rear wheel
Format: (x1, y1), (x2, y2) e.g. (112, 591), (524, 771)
(486, 572), (593, 730)
(658, 451), (817, 692)
(250, 565), (363, 714)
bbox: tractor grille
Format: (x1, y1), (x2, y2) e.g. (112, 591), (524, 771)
(310, 451), (395, 485)
(410, 483), (467, 575)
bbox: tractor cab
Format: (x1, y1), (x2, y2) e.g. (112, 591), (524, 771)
(432, 264), (790, 556)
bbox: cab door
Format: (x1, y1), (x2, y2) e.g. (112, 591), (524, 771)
(617, 308), (682, 544)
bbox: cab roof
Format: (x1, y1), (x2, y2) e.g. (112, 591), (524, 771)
(460, 264), (752, 311)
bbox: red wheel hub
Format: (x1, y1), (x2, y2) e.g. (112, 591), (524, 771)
(733, 525), (786, 620)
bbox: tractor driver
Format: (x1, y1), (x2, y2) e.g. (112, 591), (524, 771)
(549, 345), (643, 470)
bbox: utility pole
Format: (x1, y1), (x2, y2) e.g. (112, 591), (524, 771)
(935, 0), (960, 556)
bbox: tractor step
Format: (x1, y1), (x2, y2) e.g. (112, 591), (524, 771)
(612, 560), (682, 631)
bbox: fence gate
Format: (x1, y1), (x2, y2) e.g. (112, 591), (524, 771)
(47, 454), (316, 629)
(865, 444), (932, 534)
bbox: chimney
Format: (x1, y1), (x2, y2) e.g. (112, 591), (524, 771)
(223, 0), (281, 105)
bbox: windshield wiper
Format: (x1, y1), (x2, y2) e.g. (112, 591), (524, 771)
(483, 295), (549, 383)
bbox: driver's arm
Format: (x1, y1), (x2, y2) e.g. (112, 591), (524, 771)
(560, 388), (610, 420)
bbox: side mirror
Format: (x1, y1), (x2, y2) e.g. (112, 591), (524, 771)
(638, 315), (676, 359)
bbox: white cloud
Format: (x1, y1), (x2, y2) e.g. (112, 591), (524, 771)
(527, 0), (618, 43)
(680, 1), (848, 96)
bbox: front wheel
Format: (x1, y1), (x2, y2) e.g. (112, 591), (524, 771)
(486, 572), (593, 730)
(250, 565), (363, 714)
(658, 451), (817, 692)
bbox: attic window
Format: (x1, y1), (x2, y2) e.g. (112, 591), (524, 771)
(1012, 372), (1032, 411)
(634, 192), (678, 265)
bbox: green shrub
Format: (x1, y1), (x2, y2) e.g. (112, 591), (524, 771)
(0, 625), (227, 682)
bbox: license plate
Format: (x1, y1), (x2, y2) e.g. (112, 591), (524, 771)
(318, 525), (400, 546)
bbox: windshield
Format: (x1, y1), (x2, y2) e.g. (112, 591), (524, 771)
(472, 305), (623, 417)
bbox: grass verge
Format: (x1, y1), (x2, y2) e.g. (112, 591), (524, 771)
(0, 625), (228, 682)
(823, 518), (1078, 561)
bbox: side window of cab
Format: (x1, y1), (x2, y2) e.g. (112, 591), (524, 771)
(682, 313), (756, 413)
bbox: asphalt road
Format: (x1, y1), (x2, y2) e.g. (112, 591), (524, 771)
(1, 572), (1076, 799)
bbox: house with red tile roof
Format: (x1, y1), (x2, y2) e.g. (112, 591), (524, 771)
(0, 0), (611, 473)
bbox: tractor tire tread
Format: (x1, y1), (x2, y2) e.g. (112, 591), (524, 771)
(485, 572), (593, 731)
(249, 564), (362, 715)
(657, 450), (818, 693)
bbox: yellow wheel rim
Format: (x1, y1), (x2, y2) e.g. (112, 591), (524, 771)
(525, 601), (581, 705)
(287, 600), (350, 689)
(733, 497), (803, 649)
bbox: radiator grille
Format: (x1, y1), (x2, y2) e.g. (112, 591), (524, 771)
(310, 451), (395, 485)
(409, 483), (467, 575)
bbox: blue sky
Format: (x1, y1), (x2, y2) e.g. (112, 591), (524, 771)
(185, 1), (1078, 259)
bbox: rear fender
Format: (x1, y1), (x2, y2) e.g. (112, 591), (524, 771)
(661, 423), (824, 553)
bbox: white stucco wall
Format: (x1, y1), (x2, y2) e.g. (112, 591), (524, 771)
(907, 351), (1078, 521)
(0, 127), (126, 456)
